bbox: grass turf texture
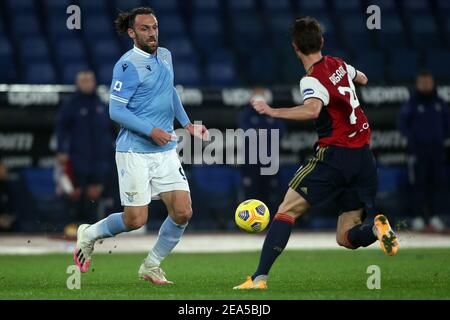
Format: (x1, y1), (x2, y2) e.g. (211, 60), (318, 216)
(0, 249), (449, 299)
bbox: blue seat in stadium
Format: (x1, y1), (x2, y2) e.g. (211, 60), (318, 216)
(436, 0), (450, 12)
(409, 16), (441, 49)
(19, 37), (50, 62)
(21, 168), (68, 232)
(231, 13), (266, 56)
(173, 60), (202, 87)
(193, 0), (221, 13)
(262, 0), (292, 12)
(280, 49), (304, 84)
(164, 36), (196, 60)
(191, 14), (226, 55)
(326, 48), (352, 61)
(157, 12), (186, 38)
(77, 0), (107, 12)
(47, 16), (83, 41)
(297, 0), (327, 14)
(377, 166), (408, 194)
(190, 166), (240, 228)
(0, 36), (17, 82)
(148, 0), (179, 13)
(91, 39), (121, 65)
(388, 51), (420, 82)
(340, 14), (377, 51)
(114, 0), (144, 11)
(344, 32), (377, 52)
(246, 50), (280, 85)
(353, 51), (386, 83)
(83, 14), (114, 43)
(376, 13), (409, 49)
(313, 14), (334, 35)
(55, 38), (87, 66)
(227, 0), (256, 13)
(425, 50), (450, 81)
(42, 0), (71, 13)
(368, 0), (397, 13)
(25, 62), (57, 84)
(269, 12), (295, 49)
(340, 14), (368, 34)
(97, 62), (116, 85)
(11, 14), (41, 38)
(5, 0), (35, 13)
(119, 36), (134, 51)
(205, 52), (238, 87)
(402, 0), (430, 14)
(333, 0), (362, 12)
(62, 61), (90, 84)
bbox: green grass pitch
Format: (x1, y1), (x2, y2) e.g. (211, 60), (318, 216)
(0, 248), (449, 299)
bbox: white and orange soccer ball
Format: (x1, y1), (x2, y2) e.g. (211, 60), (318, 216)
(235, 199), (270, 233)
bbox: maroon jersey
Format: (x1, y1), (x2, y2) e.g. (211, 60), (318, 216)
(300, 55), (370, 148)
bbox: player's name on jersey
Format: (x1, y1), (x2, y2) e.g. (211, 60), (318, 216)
(329, 66), (347, 86)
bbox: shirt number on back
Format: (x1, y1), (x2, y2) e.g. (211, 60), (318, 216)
(338, 86), (360, 124)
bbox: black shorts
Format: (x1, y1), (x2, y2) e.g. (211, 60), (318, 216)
(288, 145), (378, 217)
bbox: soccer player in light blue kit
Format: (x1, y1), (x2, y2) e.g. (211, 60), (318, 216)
(73, 7), (208, 284)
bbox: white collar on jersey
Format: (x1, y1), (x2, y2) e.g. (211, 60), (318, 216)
(133, 45), (157, 58)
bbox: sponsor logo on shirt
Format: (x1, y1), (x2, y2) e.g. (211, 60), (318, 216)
(113, 80), (123, 92)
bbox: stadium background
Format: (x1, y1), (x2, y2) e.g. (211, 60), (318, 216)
(0, 0), (449, 233)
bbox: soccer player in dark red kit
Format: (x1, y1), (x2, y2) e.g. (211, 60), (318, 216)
(234, 17), (399, 290)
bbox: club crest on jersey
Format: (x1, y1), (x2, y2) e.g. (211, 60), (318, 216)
(303, 88), (314, 96)
(125, 192), (138, 203)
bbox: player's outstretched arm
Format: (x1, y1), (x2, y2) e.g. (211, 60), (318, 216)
(354, 70), (368, 86)
(251, 98), (323, 121)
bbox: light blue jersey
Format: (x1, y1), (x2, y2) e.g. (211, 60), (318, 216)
(109, 46), (191, 153)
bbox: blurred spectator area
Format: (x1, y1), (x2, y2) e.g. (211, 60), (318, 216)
(0, 0), (449, 86)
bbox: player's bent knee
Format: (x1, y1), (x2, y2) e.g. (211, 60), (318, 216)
(277, 201), (307, 219)
(123, 206), (148, 230)
(124, 216), (147, 230)
(172, 206), (192, 225)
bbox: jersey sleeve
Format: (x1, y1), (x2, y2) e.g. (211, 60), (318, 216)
(173, 87), (191, 127)
(110, 61), (140, 104)
(345, 63), (357, 80)
(300, 76), (330, 106)
(109, 62), (155, 136)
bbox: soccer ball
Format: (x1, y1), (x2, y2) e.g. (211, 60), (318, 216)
(235, 199), (270, 233)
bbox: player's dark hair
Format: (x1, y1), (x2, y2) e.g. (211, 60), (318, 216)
(115, 7), (156, 34)
(290, 17), (324, 55)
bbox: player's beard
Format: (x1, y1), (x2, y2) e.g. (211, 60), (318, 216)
(135, 34), (158, 54)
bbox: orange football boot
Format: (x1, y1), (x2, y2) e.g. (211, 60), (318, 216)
(233, 276), (267, 290)
(374, 214), (399, 256)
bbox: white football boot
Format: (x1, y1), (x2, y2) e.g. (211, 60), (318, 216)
(73, 224), (95, 272)
(138, 261), (174, 285)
